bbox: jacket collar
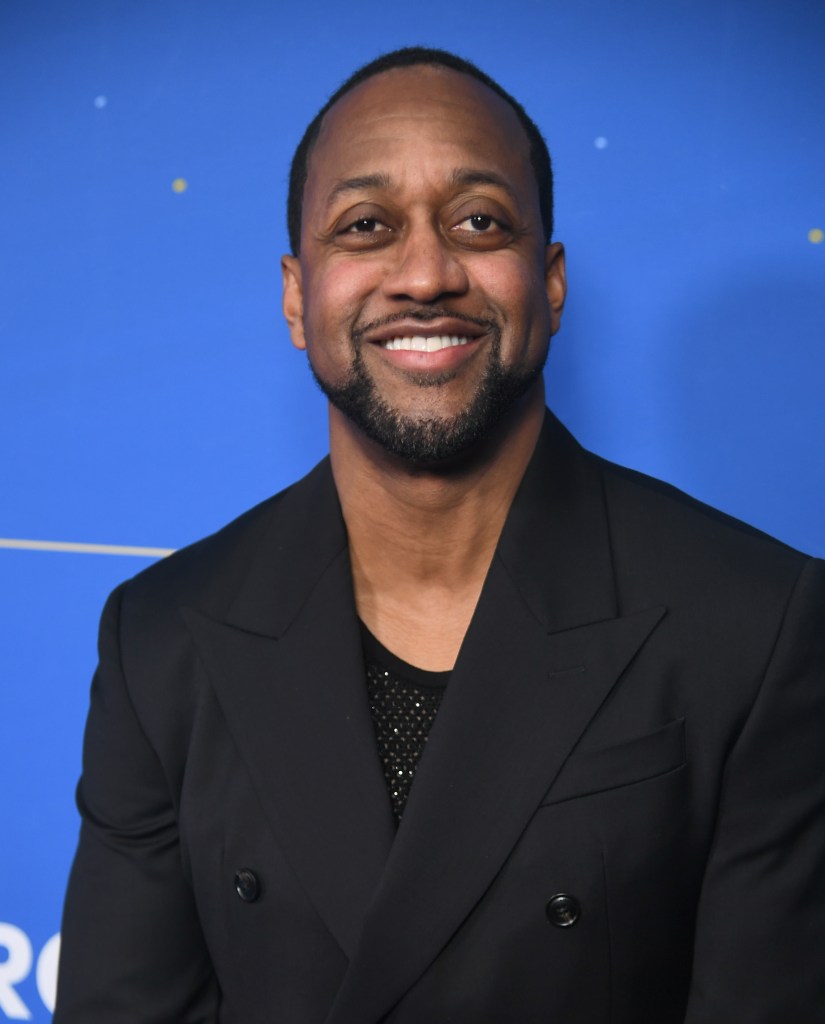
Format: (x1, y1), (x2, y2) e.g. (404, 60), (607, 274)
(496, 409), (619, 632)
(211, 410), (615, 640)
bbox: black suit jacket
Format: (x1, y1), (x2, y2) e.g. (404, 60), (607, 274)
(55, 412), (825, 1023)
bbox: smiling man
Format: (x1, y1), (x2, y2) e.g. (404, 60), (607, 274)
(55, 48), (825, 1024)
(282, 60), (562, 476)
(280, 55), (566, 673)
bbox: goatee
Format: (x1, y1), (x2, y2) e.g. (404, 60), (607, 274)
(309, 331), (546, 465)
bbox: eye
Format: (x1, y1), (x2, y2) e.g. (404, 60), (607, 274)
(334, 214), (394, 249)
(450, 210), (513, 248)
(461, 214), (496, 232)
(342, 217), (390, 235)
(455, 212), (512, 232)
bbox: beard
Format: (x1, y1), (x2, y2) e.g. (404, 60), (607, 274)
(308, 320), (546, 465)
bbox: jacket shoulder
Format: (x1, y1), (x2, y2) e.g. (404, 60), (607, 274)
(118, 456), (336, 617)
(593, 448), (814, 599)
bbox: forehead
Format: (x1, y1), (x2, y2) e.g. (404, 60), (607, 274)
(305, 65), (535, 203)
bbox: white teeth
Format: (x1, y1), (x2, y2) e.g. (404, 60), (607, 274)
(381, 335), (471, 352)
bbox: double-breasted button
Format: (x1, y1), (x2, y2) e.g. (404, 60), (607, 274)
(546, 893), (581, 927)
(234, 868), (260, 903)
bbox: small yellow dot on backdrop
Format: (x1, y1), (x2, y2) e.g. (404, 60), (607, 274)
(808, 228), (824, 244)
(171, 177), (188, 193)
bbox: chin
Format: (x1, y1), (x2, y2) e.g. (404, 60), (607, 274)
(310, 349), (546, 465)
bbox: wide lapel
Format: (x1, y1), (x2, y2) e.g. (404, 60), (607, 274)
(325, 413), (666, 1023)
(182, 459), (394, 959)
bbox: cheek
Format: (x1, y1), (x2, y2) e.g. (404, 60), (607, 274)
(302, 261), (377, 342)
(299, 261), (381, 382)
(470, 256), (551, 338)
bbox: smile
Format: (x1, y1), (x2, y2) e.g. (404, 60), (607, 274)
(380, 335), (472, 352)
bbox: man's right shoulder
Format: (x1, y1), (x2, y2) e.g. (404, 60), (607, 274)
(116, 455), (338, 621)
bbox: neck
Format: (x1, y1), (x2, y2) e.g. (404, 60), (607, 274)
(330, 382), (546, 670)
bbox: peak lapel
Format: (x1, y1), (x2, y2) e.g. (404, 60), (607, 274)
(325, 413), (667, 1022)
(182, 461), (394, 958)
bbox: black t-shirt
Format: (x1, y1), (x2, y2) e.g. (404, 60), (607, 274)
(361, 623), (450, 824)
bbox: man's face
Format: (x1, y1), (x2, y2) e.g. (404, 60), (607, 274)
(282, 65), (566, 463)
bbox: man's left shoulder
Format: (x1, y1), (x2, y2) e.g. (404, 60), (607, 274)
(593, 448), (819, 601)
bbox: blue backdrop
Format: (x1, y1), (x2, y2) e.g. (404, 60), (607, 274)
(2, 0), (823, 1017)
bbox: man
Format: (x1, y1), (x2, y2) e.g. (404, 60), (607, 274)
(55, 47), (825, 1023)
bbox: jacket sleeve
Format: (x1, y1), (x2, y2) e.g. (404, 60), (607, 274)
(685, 557), (825, 1023)
(53, 585), (220, 1023)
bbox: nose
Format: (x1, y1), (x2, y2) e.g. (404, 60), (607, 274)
(381, 223), (469, 303)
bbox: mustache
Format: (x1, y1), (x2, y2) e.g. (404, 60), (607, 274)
(351, 308), (498, 343)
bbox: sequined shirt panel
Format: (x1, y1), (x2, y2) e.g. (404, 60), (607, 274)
(362, 624), (450, 825)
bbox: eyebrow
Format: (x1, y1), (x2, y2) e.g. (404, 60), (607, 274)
(449, 168), (522, 207)
(323, 167), (522, 211)
(324, 173), (392, 209)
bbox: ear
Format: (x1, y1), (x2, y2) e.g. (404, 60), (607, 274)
(544, 242), (567, 336)
(281, 255), (306, 350)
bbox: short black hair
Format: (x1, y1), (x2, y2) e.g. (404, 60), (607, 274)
(286, 46), (554, 254)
